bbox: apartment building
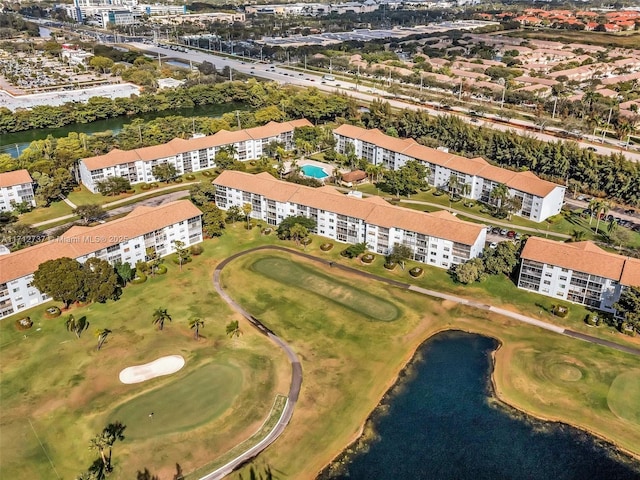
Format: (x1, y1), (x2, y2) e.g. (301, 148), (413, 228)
(78, 120), (312, 193)
(0, 200), (202, 318)
(213, 171), (486, 268)
(517, 237), (640, 313)
(0, 170), (36, 212)
(334, 125), (565, 222)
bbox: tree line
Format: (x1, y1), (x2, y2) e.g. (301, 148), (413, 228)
(361, 102), (640, 207)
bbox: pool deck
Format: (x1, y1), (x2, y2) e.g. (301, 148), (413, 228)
(286, 159), (345, 182)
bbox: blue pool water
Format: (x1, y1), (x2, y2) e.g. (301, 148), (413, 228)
(301, 164), (329, 179)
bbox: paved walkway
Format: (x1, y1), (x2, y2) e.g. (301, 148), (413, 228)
(32, 183), (196, 228)
(198, 245), (640, 480)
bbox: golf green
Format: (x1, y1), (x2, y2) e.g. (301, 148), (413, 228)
(607, 370), (640, 425)
(109, 361), (243, 439)
(251, 256), (400, 322)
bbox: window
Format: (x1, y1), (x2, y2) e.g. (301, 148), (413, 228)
(543, 280), (551, 285)
(12, 288), (18, 293)
(559, 276), (567, 281)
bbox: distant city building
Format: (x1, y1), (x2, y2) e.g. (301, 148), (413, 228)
(100, 10), (135, 27)
(60, 44), (93, 65)
(78, 120), (313, 193)
(518, 237), (640, 314)
(0, 200), (203, 317)
(333, 125), (565, 223)
(150, 12), (245, 26)
(245, 2), (378, 16)
(213, 170), (486, 267)
(0, 170), (36, 212)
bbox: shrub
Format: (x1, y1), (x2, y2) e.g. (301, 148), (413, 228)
(585, 313), (600, 326)
(262, 227), (273, 235)
(126, 189), (135, 194)
(150, 183), (159, 188)
(361, 253), (375, 264)
(450, 194), (462, 203)
(156, 264), (168, 274)
(433, 189), (446, 196)
(249, 160), (257, 166)
(621, 322), (636, 336)
(140, 183), (151, 191)
(190, 244), (204, 256)
(185, 174), (196, 180)
(131, 272), (147, 284)
(409, 267), (423, 278)
(463, 201), (475, 208)
(44, 306), (61, 319)
(174, 177), (183, 183)
(384, 261), (397, 270)
(172, 256), (192, 265)
(320, 242), (333, 251)
(201, 170), (213, 177)
(15, 317), (33, 330)
(301, 237), (312, 246)
(551, 305), (569, 318)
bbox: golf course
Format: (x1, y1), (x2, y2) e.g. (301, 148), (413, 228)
(1, 225), (639, 479)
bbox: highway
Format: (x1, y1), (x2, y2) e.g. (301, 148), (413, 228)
(130, 43), (640, 163)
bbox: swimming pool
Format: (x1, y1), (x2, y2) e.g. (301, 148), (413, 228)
(301, 164), (329, 179)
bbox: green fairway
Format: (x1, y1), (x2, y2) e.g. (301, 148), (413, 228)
(109, 362), (244, 440)
(608, 371), (640, 425)
(251, 256), (400, 322)
(224, 250), (640, 479)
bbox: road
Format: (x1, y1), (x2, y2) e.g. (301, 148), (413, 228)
(130, 43), (640, 163)
(197, 245), (640, 480)
(41, 189), (191, 235)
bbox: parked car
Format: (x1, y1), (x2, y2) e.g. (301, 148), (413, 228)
(500, 228), (508, 236)
(491, 227), (501, 234)
(486, 225), (493, 232)
(515, 233), (522, 241)
(506, 230), (516, 238)
(489, 242), (498, 249)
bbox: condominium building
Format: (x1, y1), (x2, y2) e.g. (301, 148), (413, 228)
(213, 171), (486, 268)
(333, 125), (565, 222)
(517, 237), (640, 313)
(78, 120), (312, 193)
(0, 170), (36, 212)
(0, 200), (202, 318)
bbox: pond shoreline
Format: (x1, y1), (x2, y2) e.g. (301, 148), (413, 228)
(317, 328), (640, 479)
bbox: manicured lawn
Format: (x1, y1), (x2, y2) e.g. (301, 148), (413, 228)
(18, 199), (73, 224)
(2, 225), (639, 480)
(0, 230), (290, 480)
(223, 250), (640, 479)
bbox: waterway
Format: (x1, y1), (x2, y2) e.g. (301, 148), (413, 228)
(319, 331), (640, 480)
(0, 103), (246, 157)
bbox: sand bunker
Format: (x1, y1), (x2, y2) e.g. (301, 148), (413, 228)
(119, 355), (185, 384)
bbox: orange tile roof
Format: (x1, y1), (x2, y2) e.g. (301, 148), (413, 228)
(0, 169), (33, 188)
(0, 200), (202, 284)
(620, 257), (640, 287)
(520, 237), (626, 280)
(335, 125), (561, 198)
(82, 120), (313, 171)
(213, 171), (484, 246)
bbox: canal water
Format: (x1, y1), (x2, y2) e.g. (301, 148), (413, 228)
(319, 331), (640, 480)
(0, 103), (246, 157)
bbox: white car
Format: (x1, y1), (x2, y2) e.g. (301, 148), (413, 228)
(489, 242), (498, 249)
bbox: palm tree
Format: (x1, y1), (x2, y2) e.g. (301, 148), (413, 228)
(89, 434), (109, 472)
(289, 223), (309, 246)
(332, 167), (343, 185)
(447, 175), (460, 200)
(608, 218), (618, 235)
(571, 229), (586, 242)
(189, 317), (204, 340)
(96, 329), (112, 351)
(242, 203), (252, 230)
(594, 200), (609, 235)
(506, 194), (523, 220)
(66, 315), (89, 339)
(460, 182), (472, 199)
(490, 183), (509, 209)
(222, 144), (238, 158)
(226, 320), (242, 339)
(152, 307), (172, 331)
(588, 198), (600, 225)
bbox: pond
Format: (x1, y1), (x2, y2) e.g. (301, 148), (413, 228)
(0, 102), (247, 157)
(318, 330), (640, 480)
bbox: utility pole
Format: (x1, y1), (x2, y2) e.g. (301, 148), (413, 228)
(458, 77), (462, 101)
(304, 54), (307, 70)
(552, 96), (557, 119)
(236, 110), (241, 129)
(500, 84), (506, 109)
